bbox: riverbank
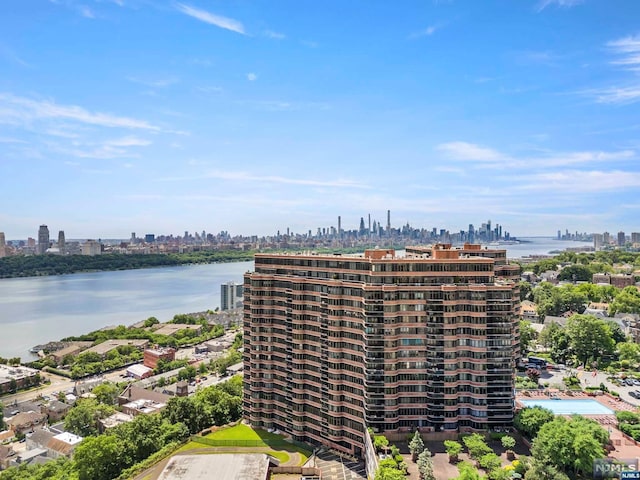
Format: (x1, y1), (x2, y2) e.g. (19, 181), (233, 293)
(0, 250), (255, 279)
(0, 261), (254, 360)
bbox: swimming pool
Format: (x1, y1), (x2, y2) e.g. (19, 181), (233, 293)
(519, 399), (614, 415)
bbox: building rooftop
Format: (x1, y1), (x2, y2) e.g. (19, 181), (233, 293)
(53, 432), (82, 446)
(83, 339), (149, 356)
(127, 364), (154, 377)
(152, 324), (202, 336)
(157, 453), (277, 480)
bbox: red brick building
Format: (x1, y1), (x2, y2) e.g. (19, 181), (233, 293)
(143, 347), (175, 369)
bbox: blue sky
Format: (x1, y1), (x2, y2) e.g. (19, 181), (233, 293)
(1, 0), (640, 239)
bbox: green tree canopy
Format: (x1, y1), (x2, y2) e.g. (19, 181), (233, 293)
(91, 382), (119, 406)
(609, 286), (640, 315)
(514, 406), (555, 438)
(409, 430), (425, 461)
(63, 398), (115, 437)
(520, 320), (538, 354)
(74, 434), (124, 480)
(618, 341), (640, 364)
(566, 314), (616, 367)
(532, 416), (608, 477)
(538, 321), (571, 363)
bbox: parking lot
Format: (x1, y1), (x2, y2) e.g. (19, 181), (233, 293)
(539, 367), (640, 406)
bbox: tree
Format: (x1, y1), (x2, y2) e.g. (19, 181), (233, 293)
(374, 435), (390, 453)
(524, 460), (570, 480)
(444, 440), (462, 463)
(514, 406), (554, 438)
(416, 449), (435, 480)
(519, 281), (533, 301)
(609, 286), (640, 315)
(557, 264), (592, 282)
(617, 341), (640, 364)
(526, 367), (541, 383)
(501, 435), (516, 456)
(566, 314), (615, 367)
(374, 465), (406, 480)
(74, 434), (125, 480)
(462, 433), (492, 459)
(520, 320), (538, 354)
(64, 398), (114, 436)
(144, 316), (159, 327)
(532, 259), (558, 275)
(92, 382), (119, 405)
(538, 321), (571, 363)
(606, 320), (627, 344)
(532, 416), (608, 477)
(409, 430), (425, 462)
(479, 452), (502, 472)
(455, 461), (483, 480)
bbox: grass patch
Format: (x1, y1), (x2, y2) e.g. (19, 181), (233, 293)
(205, 424), (277, 442)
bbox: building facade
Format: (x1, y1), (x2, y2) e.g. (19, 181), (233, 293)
(81, 239), (102, 256)
(243, 244), (520, 456)
(221, 281), (244, 310)
(37, 225), (50, 255)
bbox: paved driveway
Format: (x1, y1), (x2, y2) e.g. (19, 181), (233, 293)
(539, 368), (640, 406)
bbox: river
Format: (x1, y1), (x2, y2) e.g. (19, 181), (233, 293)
(0, 237), (591, 359)
(0, 261), (253, 360)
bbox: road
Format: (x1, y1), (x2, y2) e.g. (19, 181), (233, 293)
(0, 372), (73, 407)
(539, 368), (640, 406)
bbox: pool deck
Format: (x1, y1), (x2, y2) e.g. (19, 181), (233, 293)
(516, 389), (640, 460)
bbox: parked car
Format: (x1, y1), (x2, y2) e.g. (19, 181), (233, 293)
(632, 379), (640, 386)
(626, 379), (635, 386)
(630, 391), (639, 399)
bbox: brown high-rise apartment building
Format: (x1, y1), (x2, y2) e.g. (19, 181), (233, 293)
(243, 244), (520, 457)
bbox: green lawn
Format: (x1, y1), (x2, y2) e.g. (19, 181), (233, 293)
(205, 424), (284, 443)
(171, 424), (310, 466)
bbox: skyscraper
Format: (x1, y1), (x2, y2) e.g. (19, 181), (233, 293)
(243, 244), (520, 457)
(37, 225), (50, 255)
(618, 231), (626, 246)
(0, 231), (6, 258)
(593, 233), (603, 251)
(221, 281), (244, 310)
(57, 230), (66, 255)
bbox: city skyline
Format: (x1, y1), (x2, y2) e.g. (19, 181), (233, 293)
(1, 1), (640, 237)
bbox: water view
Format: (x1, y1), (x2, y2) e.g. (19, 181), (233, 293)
(0, 261), (253, 360)
(0, 238), (590, 359)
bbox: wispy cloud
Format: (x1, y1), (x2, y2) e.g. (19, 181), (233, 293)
(536, 0), (583, 12)
(516, 170), (640, 193)
(436, 141), (503, 161)
(607, 34), (640, 72)
(244, 100), (330, 112)
(56, 136), (151, 159)
(0, 93), (160, 130)
(436, 141), (636, 168)
(79, 5), (95, 18)
(410, 24), (442, 39)
(127, 76), (180, 88)
(264, 30), (285, 40)
(0, 45), (31, 68)
(175, 3), (246, 35)
(579, 85), (640, 105)
(0, 137), (26, 144)
(157, 170), (370, 189)
(577, 34), (640, 105)
(247, 73), (257, 81)
(105, 136), (151, 147)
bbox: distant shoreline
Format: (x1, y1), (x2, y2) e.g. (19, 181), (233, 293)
(0, 251), (255, 280)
